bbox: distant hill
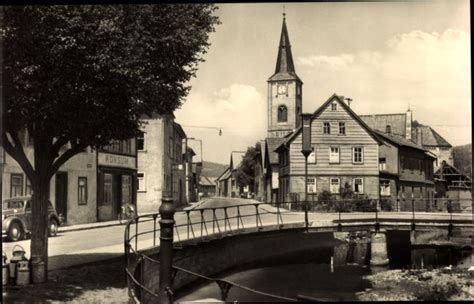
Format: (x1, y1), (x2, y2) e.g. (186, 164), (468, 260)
(453, 143), (472, 177)
(201, 161), (227, 178)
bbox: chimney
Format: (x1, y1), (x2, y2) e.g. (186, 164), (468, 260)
(416, 126), (423, 146)
(406, 109), (412, 140)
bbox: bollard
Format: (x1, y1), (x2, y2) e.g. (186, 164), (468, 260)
(159, 196), (176, 304)
(2, 251), (8, 286)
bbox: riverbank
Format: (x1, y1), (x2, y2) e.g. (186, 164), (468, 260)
(356, 267), (474, 301)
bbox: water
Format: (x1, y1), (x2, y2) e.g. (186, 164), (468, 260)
(176, 230), (473, 302)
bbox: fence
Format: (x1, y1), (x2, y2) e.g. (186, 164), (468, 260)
(124, 196), (473, 303)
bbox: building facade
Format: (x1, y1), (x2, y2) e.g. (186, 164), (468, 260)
(2, 130), (137, 225)
(97, 138), (138, 221)
(276, 95), (382, 202)
(375, 130), (436, 211)
(136, 114), (189, 214)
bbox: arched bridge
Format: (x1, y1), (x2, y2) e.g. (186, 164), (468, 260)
(124, 197), (473, 303)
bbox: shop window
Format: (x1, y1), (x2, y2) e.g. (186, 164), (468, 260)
(11, 174), (23, 197)
(353, 178), (364, 194)
(137, 131), (145, 151)
(137, 172), (146, 192)
(307, 178), (316, 193)
(78, 177), (87, 205)
(339, 122), (345, 135)
(329, 147), (339, 164)
(380, 180), (390, 196)
(353, 147), (364, 164)
(102, 173), (113, 205)
(122, 175), (132, 205)
(323, 122), (330, 134)
(330, 178), (340, 194)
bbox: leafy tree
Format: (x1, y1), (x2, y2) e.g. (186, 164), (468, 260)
(1, 5), (219, 282)
(235, 142), (261, 190)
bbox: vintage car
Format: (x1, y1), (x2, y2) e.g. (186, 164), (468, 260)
(2, 196), (64, 242)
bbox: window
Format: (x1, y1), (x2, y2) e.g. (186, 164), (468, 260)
(353, 178), (364, 194)
(121, 175), (132, 205)
(137, 172), (146, 192)
(323, 122), (330, 134)
(25, 177), (33, 195)
(278, 105), (288, 122)
(307, 178), (316, 193)
(386, 125), (391, 134)
(339, 122), (345, 135)
(379, 157), (387, 171)
(308, 147), (316, 163)
(380, 180), (390, 196)
(353, 147), (364, 164)
(102, 173), (113, 205)
(329, 147), (340, 164)
(137, 131), (145, 151)
(330, 178), (340, 194)
(78, 177), (87, 205)
(331, 102), (337, 111)
(11, 174), (23, 197)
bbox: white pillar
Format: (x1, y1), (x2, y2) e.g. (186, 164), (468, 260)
(370, 231), (389, 266)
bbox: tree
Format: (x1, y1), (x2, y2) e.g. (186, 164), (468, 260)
(235, 142), (261, 191)
(1, 5), (219, 283)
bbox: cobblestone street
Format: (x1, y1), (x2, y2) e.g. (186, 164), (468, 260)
(3, 258), (128, 303)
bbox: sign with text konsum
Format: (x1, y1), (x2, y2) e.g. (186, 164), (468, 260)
(98, 153), (136, 169)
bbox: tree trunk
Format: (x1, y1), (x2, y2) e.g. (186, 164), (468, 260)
(30, 154), (52, 283)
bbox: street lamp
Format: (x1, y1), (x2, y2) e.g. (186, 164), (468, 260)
(300, 113), (312, 231)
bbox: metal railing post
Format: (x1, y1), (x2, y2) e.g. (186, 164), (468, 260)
(411, 197), (416, 231)
(159, 196), (176, 304)
(153, 214), (157, 247)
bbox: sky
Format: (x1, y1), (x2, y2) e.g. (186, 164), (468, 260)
(175, 1), (471, 165)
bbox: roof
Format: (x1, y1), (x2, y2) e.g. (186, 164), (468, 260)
(218, 167), (231, 181)
(265, 137), (286, 164)
(373, 130), (426, 151)
(275, 94), (384, 151)
(414, 125), (452, 147)
(186, 147), (196, 156)
(359, 113), (408, 138)
(268, 16), (302, 83)
(216, 167), (230, 181)
(230, 151), (246, 171)
(199, 176), (216, 186)
(173, 122), (186, 139)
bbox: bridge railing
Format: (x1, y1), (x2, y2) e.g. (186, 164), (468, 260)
(124, 197), (472, 303)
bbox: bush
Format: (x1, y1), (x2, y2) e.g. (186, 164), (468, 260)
(353, 195), (376, 212)
(380, 199), (393, 211)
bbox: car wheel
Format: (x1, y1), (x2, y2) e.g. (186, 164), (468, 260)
(8, 222), (23, 242)
(48, 219), (59, 237)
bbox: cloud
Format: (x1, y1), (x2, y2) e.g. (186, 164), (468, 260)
(295, 29), (471, 145)
(175, 83), (267, 164)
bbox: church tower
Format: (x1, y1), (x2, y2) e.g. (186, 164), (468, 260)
(267, 14), (303, 138)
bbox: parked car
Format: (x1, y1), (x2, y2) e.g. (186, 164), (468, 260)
(2, 196), (64, 242)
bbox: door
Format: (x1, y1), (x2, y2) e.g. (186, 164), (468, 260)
(55, 172), (68, 222)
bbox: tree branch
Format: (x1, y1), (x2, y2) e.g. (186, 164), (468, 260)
(49, 142), (88, 178)
(2, 130), (36, 182)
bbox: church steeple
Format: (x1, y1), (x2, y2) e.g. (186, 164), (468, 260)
(267, 13), (303, 138)
(269, 14), (301, 82)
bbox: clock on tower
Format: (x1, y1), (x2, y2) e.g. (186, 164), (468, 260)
(277, 83), (287, 95)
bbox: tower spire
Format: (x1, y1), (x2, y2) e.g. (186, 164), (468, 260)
(274, 13), (296, 75)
